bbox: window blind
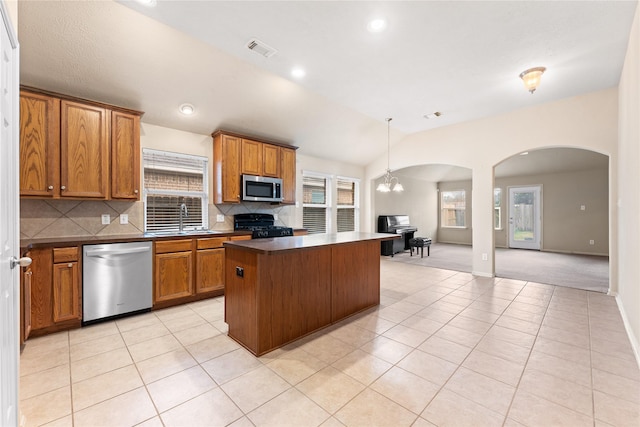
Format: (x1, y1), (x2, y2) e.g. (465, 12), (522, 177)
(303, 207), (327, 234)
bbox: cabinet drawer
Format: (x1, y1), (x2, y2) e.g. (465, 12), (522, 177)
(229, 235), (252, 241)
(196, 237), (228, 250)
(155, 239), (193, 254)
(53, 247), (79, 263)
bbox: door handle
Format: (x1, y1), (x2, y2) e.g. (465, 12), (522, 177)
(10, 256), (32, 269)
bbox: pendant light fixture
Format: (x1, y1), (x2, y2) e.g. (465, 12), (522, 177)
(376, 118), (404, 193)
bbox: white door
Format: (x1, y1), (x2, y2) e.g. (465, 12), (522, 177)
(508, 186), (541, 250)
(0, 4), (20, 426)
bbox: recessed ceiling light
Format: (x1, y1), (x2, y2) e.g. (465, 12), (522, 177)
(134, 0), (157, 7)
(179, 103), (195, 115)
(520, 151), (529, 156)
(367, 18), (387, 33)
(291, 67), (306, 78)
(424, 112), (443, 119)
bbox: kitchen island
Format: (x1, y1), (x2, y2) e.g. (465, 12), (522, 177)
(223, 232), (398, 355)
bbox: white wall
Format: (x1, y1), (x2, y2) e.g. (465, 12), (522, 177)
(366, 88), (618, 277)
(617, 4), (640, 357)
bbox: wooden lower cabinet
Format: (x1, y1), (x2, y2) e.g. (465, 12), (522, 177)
(52, 261), (80, 322)
(196, 248), (225, 294)
(21, 263), (32, 344)
(26, 246), (82, 338)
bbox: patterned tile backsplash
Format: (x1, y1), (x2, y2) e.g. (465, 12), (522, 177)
(20, 199), (296, 239)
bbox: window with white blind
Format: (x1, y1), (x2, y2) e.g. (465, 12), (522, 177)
(143, 149), (209, 233)
(302, 172), (331, 234)
(336, 177), (359, 232)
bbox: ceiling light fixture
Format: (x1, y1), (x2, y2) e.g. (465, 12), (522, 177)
(291, 67), (306, 78)
(519, 66), (546, 93)
(376, 118), (404, 193)
(179, 103), (195, 115)
(520, 151), (529, 156)
(424, 112), (443, 119)
(134, 0), (157, 7)
(367, 18), (387, 33)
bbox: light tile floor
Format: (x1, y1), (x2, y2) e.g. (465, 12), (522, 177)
(20, 259), (640, 427)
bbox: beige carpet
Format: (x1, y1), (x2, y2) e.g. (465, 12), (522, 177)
(386, 243), (609, 293)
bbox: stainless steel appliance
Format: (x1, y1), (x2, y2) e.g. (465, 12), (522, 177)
(83, 241), (152, 323)
(377, 215), (418, 256)
(234, 213), (293, 238)
(242, 174), (283, 202)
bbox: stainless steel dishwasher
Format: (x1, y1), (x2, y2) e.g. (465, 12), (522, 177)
(83, 241), (152, 323)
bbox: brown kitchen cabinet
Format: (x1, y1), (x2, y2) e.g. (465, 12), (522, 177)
(154, 240), (194, 303)
(111, 111), (141, 200)
(212, 130), (298, 204)
(60, 100), (109, 198)
(213, 132), (242, 204)
(20, 257), (33, 344)
(281, 147), (296, 204)
(19, 87), (143, 200)
(241, 139), (263, 176)
(25, 246), (82, 339)
(19, 90), (61, 197)
(263, 144), (280, 177)
(195, 237), (227, 294)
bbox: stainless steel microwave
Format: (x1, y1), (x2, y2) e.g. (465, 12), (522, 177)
(242, 174), (283, 202)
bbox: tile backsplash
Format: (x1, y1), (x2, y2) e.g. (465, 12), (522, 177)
(20, 199), (296, 239)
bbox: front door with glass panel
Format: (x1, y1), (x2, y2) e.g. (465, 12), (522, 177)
(508, 186), (541, 250)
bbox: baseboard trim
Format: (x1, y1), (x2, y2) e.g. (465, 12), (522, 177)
(614, 295), (640, 369)
(472, 270), (495, 278)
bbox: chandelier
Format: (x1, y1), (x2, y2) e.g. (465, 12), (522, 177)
(376, 118), (404, 193)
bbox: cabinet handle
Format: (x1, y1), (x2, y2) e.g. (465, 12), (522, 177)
(67, 263), (73, 268)
(48, 185), (53, 191)
(134, 189), (139, 194)
(61, 185), (66, 191)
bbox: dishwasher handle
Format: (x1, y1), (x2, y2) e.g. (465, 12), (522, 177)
(85, 246), (151, 257)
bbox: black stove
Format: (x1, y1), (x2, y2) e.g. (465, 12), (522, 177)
(234, 213), (294, 239)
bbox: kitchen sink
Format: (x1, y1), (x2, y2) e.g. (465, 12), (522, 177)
(143, 230), (225, 237)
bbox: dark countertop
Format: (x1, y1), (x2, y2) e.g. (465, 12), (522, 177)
(224, 232), (398, 254)
(20, 230), (251, 250)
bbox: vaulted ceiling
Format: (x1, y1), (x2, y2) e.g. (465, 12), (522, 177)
(17, 0), (638, 167)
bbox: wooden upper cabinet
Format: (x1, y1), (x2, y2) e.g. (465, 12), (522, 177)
(111, 111), (140, 200)
(212, 130), (297, 204)
(19, 91), (60, 197)
(263, 144), (280, 177)
(281, 147), (296, 204)
(213, 133), (242, 204)
(241, 139), (263, 176)
(60, 100), (109, 199)
(19, 87), (143, 201)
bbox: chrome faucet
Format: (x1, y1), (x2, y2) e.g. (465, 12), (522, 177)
(179, 203), (189, 232)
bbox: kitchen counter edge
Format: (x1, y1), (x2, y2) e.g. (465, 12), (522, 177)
(223, 232), (398, 255)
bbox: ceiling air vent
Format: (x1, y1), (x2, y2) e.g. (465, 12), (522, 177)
(246, 38), (278, 58)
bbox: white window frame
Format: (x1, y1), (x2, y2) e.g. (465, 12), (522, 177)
(440, 189), (466, 228)
(143, 148), (209, 233)
(336, 176), (360, 232)
(302, 170), (332, 234)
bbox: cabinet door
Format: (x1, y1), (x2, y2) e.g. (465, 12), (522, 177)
(213, 134), (242, 203)
(196, 248), (225, 293)
(52, 261), (81, 323)
(19, 91), (60, 197)
(111, 111), (140, 200)
(281, 147), (296, 204)
(60, 100), (109, 198)
(241, 139), (263, 176)
(21, 267), (32, 343)
(263, 144), (280, 177)
(155, 251), (193, 302)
